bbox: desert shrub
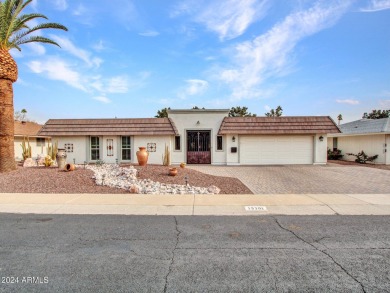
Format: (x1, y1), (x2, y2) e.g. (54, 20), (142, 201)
(327, 148), (343, 160)
(347, 151), (378, 164)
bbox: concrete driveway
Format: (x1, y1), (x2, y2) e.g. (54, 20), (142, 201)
(188, 164), (390, 194)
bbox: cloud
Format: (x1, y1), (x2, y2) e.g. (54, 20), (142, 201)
(172, 0), (267, 41)
(73, 4), (86, 16)
(25, 43), (46, 55)
(178, 79), (209, 99)
(93, 96), (111, 104)
(107, 76), (129, 93)
(52, 0), (68, 10)
(50, 35), (102, 68)
(379, 100), (390, 107)
(360, 0), (390, 12)
(264, 105), (271, 111)
(27, 57), (87, 91)
(138, 31), (160, 37)
(336, 99), (360, 105)
(92, 40), (107, 52)
(215, 1), (351, 100)
(90, 72), (150, 95)
(196, 0), (268, 41)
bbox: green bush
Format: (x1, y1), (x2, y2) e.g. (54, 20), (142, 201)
(347, 151), (378, 164)
(327, 148), (343, 160)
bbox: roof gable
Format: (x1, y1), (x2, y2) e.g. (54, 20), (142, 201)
(38, 118), (179, 136)
(340, 118), (390, 134)
(218, 116), (340, 135)
(14, 121), (43, 136)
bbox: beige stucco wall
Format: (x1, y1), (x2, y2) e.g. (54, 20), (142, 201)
(313, 134), (327, 164)
(55, 136), (88, 165)
(168, 110), (229, 165)
(14, 137), (48, 161)
(336, 134), (387, 164)
(133, 136), (172, 165)
(226, 134), (239, 165)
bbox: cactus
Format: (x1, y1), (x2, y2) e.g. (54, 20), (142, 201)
(47, 139), (58, 161)
(44, 155), (54, 167)
(21, 136), (32, 160)
(162, 144), (171, 166)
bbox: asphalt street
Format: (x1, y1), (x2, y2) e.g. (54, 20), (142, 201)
(0, 214), (389, 292)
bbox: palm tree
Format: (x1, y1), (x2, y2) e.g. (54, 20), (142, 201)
(0, 0), (67, 172)
(337, 114), (343, 126)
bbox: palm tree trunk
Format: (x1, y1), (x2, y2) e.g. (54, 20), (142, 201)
(0, 79), (16, 172)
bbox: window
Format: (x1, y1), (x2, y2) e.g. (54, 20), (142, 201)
(121, 136), (131, 160)
(333, 137), (338, 150)
(175, 135), (181, 151)
(91, 136), (100, 160)
(36, 137), (45, 146)
(64, 143), (73, 153)
(217, 136), (223, 151)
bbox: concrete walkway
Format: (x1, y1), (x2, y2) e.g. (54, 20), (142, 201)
(188, 165), (390, 194)
(1, 193), (389, 216)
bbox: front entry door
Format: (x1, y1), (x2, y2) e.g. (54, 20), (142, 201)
(187, 131), (211, 164)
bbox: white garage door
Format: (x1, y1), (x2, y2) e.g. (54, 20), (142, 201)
(240, 135), (314, 165)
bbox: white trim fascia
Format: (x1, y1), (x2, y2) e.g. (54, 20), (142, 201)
(328, 132), (390, 138)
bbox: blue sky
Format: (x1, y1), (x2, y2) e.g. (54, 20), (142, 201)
(11, 0), (390, 124)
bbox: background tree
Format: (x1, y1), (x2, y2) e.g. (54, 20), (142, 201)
(337, 114), (343, 126)
(0, 0), (67, 172)
(228, 106), (256, 117)
(363, 109), (390, 119)
(265, 106), (283, 117)
(155, 107), (170, 118)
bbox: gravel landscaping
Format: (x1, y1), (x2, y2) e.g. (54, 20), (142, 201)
(0, 164), (252, 194)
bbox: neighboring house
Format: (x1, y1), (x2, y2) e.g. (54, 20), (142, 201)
(14, 121), (49, 161)
(328, 118), (390, 165)
(38, 109), (340, 165)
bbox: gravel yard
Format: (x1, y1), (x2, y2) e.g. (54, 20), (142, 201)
(0, 165), (252, 194)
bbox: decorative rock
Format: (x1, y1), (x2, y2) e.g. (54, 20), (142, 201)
(129, 184), (140, 194)
(208, 185), (221, 194)
(23, 158), (36, 168)
(85, 164), (219, 195)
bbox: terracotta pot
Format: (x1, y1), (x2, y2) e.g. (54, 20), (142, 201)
(169, 168), (178, 176)
(65, 163), (76, 172)
(180, 163), (186, 168)
(136, 147), (149, 166)
(56, 148), (67, 170)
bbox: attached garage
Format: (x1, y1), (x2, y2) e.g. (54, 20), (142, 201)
(218, 116), (340, 165)
(240, 135), (314, 165)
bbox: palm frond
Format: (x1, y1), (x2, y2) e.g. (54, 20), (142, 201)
(14, 35), (61, 47)
(0, 0), (67, 50)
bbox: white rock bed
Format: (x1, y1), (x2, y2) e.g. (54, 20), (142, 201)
(84, 164), (220, 194)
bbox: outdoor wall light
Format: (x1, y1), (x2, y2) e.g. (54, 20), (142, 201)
(196, 121), (200, 125)
(319, 136), (324, 142)
(232, 136), (236, 142)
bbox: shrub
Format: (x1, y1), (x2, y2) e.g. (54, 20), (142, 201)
(347, 151), (378, 164)
(327, 148), (343, 160)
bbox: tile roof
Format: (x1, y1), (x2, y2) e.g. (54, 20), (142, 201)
(218, 116), (340, 135)
(14, 121), (44, 137)
(38, 118), (179, 136)
(339, 118), (390, 134)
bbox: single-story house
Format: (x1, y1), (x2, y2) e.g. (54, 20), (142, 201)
(328, 118), (390, 165)
(14, 121), (49, 161)
(38, 109), (340, 165)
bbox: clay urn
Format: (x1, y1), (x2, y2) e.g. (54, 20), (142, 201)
(56, 148), (67, 170)
(169, 167), (178, 176)
(136, 147), (149, 166)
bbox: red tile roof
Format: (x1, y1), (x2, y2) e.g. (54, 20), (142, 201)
(218, 116), (340, 135)
(38, 118), (179, 136)
(14, 121), (44, 137)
